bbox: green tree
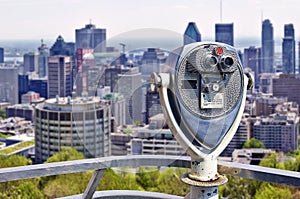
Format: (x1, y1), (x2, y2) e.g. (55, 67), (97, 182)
(41, 148), (91, 198)
(42, 172), (91, 198)
(0, 155), (32, 168)
(259, 153), (285, 169)
(98, 168), (143, 191)
(254, 183), (292, 199)
(220, 175), (263, 199)
(45, 147), (85, 163)
(154, 168), (189, 196)
(0, 155), (42, 199)
(243, 138), (265, 149)
(0, 110), (5, 120)
(136, 166), (160, 191)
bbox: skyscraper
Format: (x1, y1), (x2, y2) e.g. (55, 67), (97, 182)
(145, 86), (162, 124)
(0, 65), (18, 104)
(29, 78), (48, 99)
(243, 46), (261, 88)
(103, 93), (126, 128)
(75, 49), (98, 96)
(18, 74), (29, 103)
(215, 23), (234, 46)
(261, 19), (274, 73)
(0, 48), (4, 63)
(23, 52), (38, 73)
(184, 22), (201, 45)
(38, 40), (49, 77)
(140, 48), (166, 80)
(75, 23), (106, 52)
(116, 67), (143, 124)
(48, 56), (72, 98)
(282, 24), (295, 74)
(105, 66), (131, 92)
(50, 35), (75, 57)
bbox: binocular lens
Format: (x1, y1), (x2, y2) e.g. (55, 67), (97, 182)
(206, 55), (218, 67)
(222, 57), (234, 67)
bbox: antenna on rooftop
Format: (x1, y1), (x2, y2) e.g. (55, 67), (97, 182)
(89, 18), (92, 24)
(220, 0), (223, 22)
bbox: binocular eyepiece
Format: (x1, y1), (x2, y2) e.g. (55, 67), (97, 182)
(206, 54), (235, 72)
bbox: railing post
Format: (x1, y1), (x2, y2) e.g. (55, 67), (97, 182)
(82, 169), (106, 199)
(182, 159), (227, 199)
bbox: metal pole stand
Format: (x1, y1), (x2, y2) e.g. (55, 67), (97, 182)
(182, 157), (227, 199)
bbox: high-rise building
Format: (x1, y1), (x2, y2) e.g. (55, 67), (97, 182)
(261, 19), (274, 73)
(50, 35), (75, 92)
(103, 93), (126, 128)
(35, 96), (111, 163)
(105, 66), (131, 92)
(18, 74), (30, 103)
(23, 52), (38, 73)
(184, 22), (201, 45)
(48, 56), (72, 98)
(38, 40), (49, 77)
(298, 42), (300, 73)
(145, 86), (162, 124)
(116, 67), (143, 124)
(75, 48), (96, 96)
(140, 48), (166, 80)
(259, 73), (274, 94)
(215, 23), (234, 46)
(76, 48), (94, 72)
(282, 24), (295, 74)
(0, 65), (18, 104)
(50, 35), (75, 57)
(29, 78), (48, 99)
(0, 48), (4, 63)
(243, 46), (261, 88)
(273, 74), (300, 109)
(75, 23), (106, 52)
(222, 115), (250, 157)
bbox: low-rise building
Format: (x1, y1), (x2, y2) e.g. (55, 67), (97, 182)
(253, 102), (299, 153)
(6, 104), (34, 121)
(232, 148), (275, 165)
(0, 117), (33, 137)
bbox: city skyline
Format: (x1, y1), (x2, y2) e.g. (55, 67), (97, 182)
(0, 0), (300, 43)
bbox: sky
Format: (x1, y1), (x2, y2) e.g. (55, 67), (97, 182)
(0, 0), (300, 43)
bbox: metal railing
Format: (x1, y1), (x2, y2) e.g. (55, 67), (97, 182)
(0, 155), (299, 198)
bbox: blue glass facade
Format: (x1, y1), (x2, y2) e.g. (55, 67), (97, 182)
(38, 41), (49, 78)
(0, 47), (4, 63)
(29, 79), (48, 99)
(282, 24), (295, 74)
(261, 19), (274, 73)
(18, 74), (29, 103)
(244, 46), (261, 88)
(75, 24), (106, 52)
(184, 22), (201, 45)
(215, 23), (234, 46)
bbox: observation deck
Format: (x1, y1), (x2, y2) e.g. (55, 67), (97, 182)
(0, 155), (299, 198)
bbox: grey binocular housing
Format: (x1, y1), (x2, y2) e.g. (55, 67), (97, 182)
(151, 42), (252, 159)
